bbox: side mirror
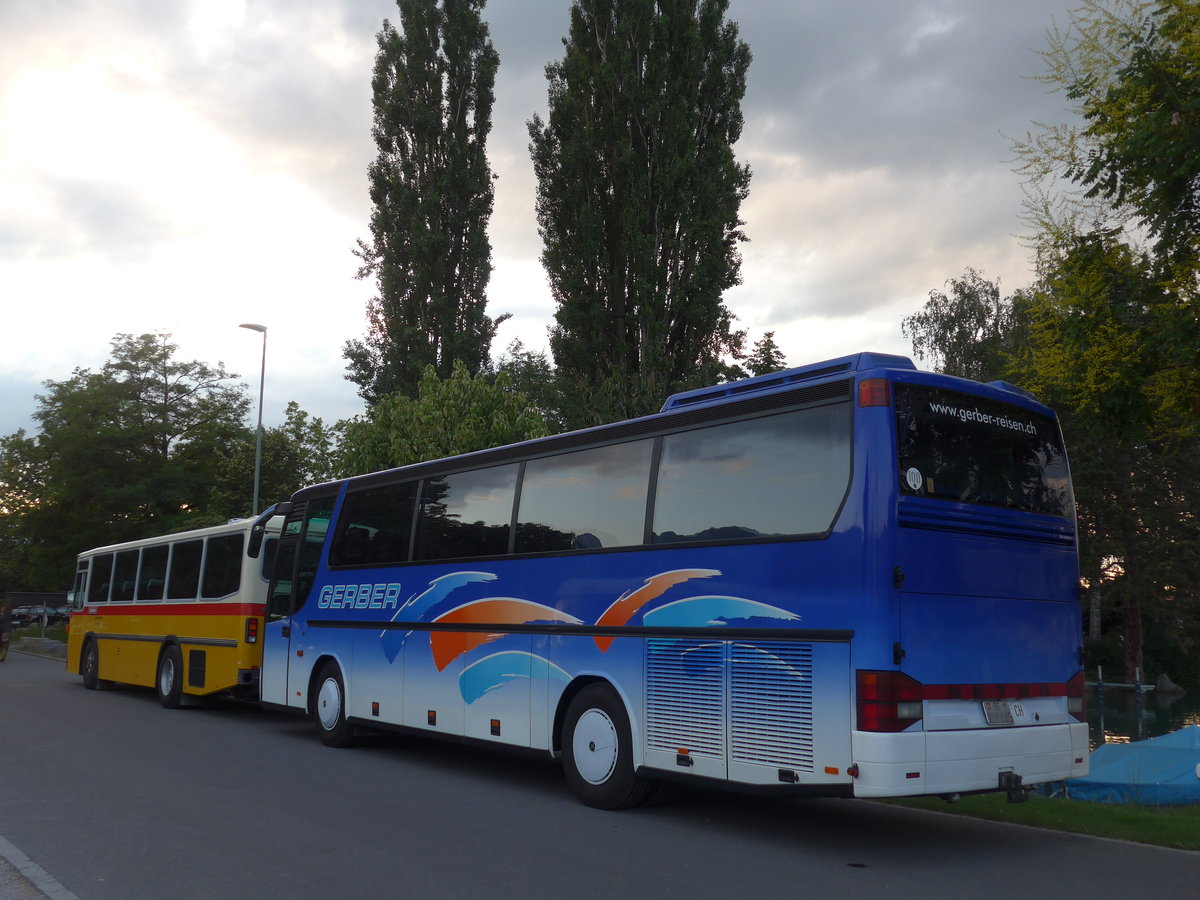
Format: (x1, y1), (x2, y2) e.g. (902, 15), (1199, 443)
(248, 502), (292, 558)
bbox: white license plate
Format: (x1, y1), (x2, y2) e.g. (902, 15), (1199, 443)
(982, 699), (1031, 726)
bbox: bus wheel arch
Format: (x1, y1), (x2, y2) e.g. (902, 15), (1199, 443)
(310, 658), (356, 748)
(155, 642), (184, 709)
(559, 680), (654, 810)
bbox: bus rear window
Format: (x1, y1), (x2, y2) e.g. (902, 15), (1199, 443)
(894, 384), (1072, 518)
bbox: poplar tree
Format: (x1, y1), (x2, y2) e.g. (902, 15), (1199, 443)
(346, 0), (505, 405)
(529, 0), (751, 427)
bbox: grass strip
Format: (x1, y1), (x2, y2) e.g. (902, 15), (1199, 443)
(886, 793), (1200, 851)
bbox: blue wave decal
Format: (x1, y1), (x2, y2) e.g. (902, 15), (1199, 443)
(641, 595), (801, 629)
(458, 651), (571, 704)
(380, 571), (498, 663)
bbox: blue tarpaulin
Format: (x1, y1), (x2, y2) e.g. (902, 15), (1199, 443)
(1064, 725), (1200, 805)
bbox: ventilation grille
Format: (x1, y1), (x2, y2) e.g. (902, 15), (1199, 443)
(645, 639), (816, 771)
(645, 640), (726, 759)
(730, 642), (814, 772)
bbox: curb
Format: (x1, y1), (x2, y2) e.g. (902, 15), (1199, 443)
(0, 835), (79, 900)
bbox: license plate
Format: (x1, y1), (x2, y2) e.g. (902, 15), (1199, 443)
(982, 699), (1031, 726)
(982, 699), (1014, 726)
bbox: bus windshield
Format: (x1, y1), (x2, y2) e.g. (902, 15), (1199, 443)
(894, 383), (1072, 517)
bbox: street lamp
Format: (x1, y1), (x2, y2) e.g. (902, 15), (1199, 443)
(239, 323), (267, 516)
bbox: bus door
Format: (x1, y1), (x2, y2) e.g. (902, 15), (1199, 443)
(261, 495), (335, 708)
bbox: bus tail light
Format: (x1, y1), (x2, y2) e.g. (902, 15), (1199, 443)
(857, 670), (922, 732)
(1066, 671), (1086, 722)
(858, 378), (891, 407)
(245, 617), (259, 644)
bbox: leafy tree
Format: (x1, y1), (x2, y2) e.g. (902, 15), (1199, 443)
(0, 334), (249, 590)
(490, 338), (565, 433)
(903, 247), (1200, 683)
(345, 0), (506, 405)
(1016, 235), (1200, 682)
(528, 0), (752, 427)
(901, 269), (1028, 382)
(208, 402), (339, 519)
(1010, 0), (1153, 243)
(1068, 0), (1200, 267)
(339, 361), (550, 475)
(743, 332), (787, 377)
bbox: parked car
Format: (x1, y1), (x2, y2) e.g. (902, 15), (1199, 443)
(10, 605), (66, 628)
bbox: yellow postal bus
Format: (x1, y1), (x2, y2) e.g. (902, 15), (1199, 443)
(67, 514), (280, 706)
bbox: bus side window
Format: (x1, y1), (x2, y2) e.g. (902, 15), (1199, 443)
(137, 545), (169, 601)
(268, 497), (335, 618)
(88, 554), (113, 605)
(516, 440), (653, 552)
(259, 537), (279, 581)
(415, 465), (518, 561)
(167, 540), (203, 601)
(201, 533), (244, 599)
(652, 405), (852, 544)
(111, 549), (139, 602)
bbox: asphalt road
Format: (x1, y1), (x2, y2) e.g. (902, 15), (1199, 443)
(1, 650), (1196, 900)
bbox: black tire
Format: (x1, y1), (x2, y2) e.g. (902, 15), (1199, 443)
(561, 683), (654, 810)
(313, 662), (355, 747)
(156, 644), (184, 709)
(81, 640), (100, 690)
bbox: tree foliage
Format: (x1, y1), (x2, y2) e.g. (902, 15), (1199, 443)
(1068, 0), (1200, 267)
(0, 334), (249, 590)
(1016, 235), (1200, 682)
(743, 331), (787, 377)
(904, 252), (1200, 683)
(490, 338), (565, 433)
(339, 361), (550, 475)
(901, 269), (1028, 382)
(345, 0), (506, 405)
(0, 334), (342, 593)
(208, 402), (339, 520)
(1010, 0), (1156, 243)
(528, 0), (751, 427)
(925, 1), (1200, 684)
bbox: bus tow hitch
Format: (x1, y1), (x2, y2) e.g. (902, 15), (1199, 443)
(999, 772), (1030, 804)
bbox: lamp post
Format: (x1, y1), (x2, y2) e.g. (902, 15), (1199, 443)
(239, 323), (267, 516)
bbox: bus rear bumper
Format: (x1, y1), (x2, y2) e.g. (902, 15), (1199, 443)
(850, 722), (1089, 798)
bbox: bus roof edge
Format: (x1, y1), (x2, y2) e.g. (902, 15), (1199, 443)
(660, 352), (917, 411)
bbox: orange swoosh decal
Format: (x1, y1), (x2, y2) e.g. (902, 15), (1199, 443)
(430, 599), (580, 671)
(593, 569), (720, 651)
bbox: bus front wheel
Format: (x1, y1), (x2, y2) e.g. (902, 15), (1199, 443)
(313, 662), (355, 748)
(156, 644), (183, 709)
(561, 684), (654, 810)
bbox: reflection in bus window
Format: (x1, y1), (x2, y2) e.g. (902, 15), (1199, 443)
(88, 554), (113, 604)
(517, 441), (653, 552)
(415, 465), (518, 561)
(167, 540), (203, 600)
(652, 405), (852, 543)
(137, 545), (169, 601)
(112, 549), (139, 602)
(330, 482), (417, 567)
(202, 533), (245, 598)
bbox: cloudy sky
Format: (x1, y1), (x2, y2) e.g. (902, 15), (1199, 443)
(0, 0), (1081, 437)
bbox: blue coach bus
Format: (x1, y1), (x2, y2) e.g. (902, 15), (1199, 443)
(253, 352), (1088, 808)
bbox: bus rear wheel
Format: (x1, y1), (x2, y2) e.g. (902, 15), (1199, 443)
(313, 662), (355, 747)
(81, 640), (100, 690)
(561, 684), (654, 810)
(156, 644), (183, 709)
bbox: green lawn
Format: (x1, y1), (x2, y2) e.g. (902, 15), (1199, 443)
(887, 793), (1200, 851)
(13, 623), (68, 642)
